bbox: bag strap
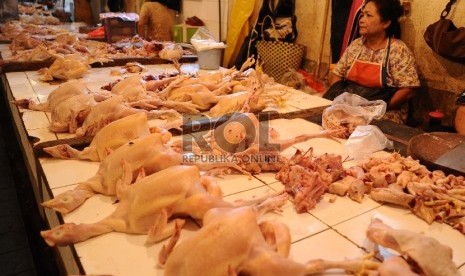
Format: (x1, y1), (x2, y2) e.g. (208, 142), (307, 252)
(441, 0), (457, 19)
(260, 15), (280, 41)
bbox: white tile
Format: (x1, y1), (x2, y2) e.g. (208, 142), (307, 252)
(262, 104), (300, 114)
(286, 90), (332, 110)
(8, 82), (37, 99)
(215, 173), (265, 196)
(22, 111), (50, 130)
(28, 128), (58, 144)
(224, 185), (328, 243)
(76, 220), (199, 276)
(56, 132), (78, 140)
(254, 172), (280, 184)
(289, 229), (366, 266)
(33, 85), (58, 103)
(333, 205), (465, 267)
(309, 194), (381, 226)
(40, 158), (100, 189)
(1, 49), (13, 59)
(6, 72), (28, 86)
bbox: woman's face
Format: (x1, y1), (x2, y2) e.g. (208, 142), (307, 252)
(359, 2), (391, 37)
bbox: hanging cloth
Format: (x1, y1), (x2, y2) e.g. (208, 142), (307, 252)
(340, 0), (364, 57)
(330, 0), (353, 62)
(223, 0), (257, 68)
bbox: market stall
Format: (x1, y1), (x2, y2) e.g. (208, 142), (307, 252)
(1, 62), (465, 275)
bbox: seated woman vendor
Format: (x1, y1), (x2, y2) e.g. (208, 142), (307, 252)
(324, 0), (420, 124)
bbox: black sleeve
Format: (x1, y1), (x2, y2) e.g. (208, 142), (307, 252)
(154, 0), (181, 12)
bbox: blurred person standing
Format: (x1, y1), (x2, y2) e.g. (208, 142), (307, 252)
(138, 0), (181, 41)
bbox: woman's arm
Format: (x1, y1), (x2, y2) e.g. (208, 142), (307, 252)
(389, 87), (415, 110)
(329, 72), (343, 86)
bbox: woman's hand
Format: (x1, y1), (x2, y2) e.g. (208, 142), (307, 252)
(389, 87), (415, 110)
(329, 72), (343, 87)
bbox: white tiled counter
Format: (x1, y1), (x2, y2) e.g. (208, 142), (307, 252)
(2, 64), (464, 275)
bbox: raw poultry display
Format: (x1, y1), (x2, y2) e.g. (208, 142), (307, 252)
(41, 133), (182, 214)
(367, 218), (460, 276)
(43, 112), (155, 161)
(161, 202), (305, 276)
(326, 152), (465, 234)
(41, 165), (287, 246)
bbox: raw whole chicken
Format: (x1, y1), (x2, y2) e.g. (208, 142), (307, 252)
(10, 31), (44, 50)
(208, 91), (266, 117)
(74, 95), (179, 137)
(111, 75), (148, 102)
(162, 200), (334, 276)
(367, 218), (460, 276)
(39, 54), (90, 81)
(41, 165), (285, 246)
(44, 112), (154, 161)
(14, 80), (90, 111)
(41, 133), (182, 214)
(49, 94), (96, 133)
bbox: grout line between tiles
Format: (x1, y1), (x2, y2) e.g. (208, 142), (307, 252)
(329, 203), (385, 228)
(223, 183), (268, 197)
(289, 228), (329, 244)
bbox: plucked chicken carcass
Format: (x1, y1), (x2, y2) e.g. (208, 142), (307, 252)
(38, 54), (90, 81)
(162, 198), (346, 276)
(10, 31), (44, 50)
(159, 43), (184, 73)
(49, 93), (96, 133)
(367, 218), (460, 276)
(44, 112), (155, 161)
(41, 133), (183, 214)
(41, 165), (286, 246)
(14, 80), (90, 111)
(74, 95), (179, 137)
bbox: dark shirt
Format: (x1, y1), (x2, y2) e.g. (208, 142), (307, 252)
(153, 0), (180, 12)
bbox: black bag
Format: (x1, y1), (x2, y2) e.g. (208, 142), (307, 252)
(234, 0), (298, 68)
(323, 80), (396, 107)
(424, 0), (465, 63)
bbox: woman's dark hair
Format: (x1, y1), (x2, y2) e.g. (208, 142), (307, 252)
(365, 0), (404, 38)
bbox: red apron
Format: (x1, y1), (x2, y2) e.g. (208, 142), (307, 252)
(346, 37), (391, 88)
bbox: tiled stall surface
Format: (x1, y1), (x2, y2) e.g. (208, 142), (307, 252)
(37, 118), (465, 275)
(6, 66), (465, 275)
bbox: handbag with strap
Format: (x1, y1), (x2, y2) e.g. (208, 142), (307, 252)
(256, 15), (305, 82)
(424, 0), (465, 63)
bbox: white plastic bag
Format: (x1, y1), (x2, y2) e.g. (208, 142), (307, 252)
(190, 27), (226, 52)
(344, 125), (393, 161)
(322, 92), (387, 138)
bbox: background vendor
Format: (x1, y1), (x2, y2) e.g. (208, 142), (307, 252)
(324, 0), (420, 124)
(138, 0), (181, 41)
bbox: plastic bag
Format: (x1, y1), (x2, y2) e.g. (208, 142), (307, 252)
(322, 92), (387, 138)
(190, 27), (226, 52)
(344, 125), (393, 161)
